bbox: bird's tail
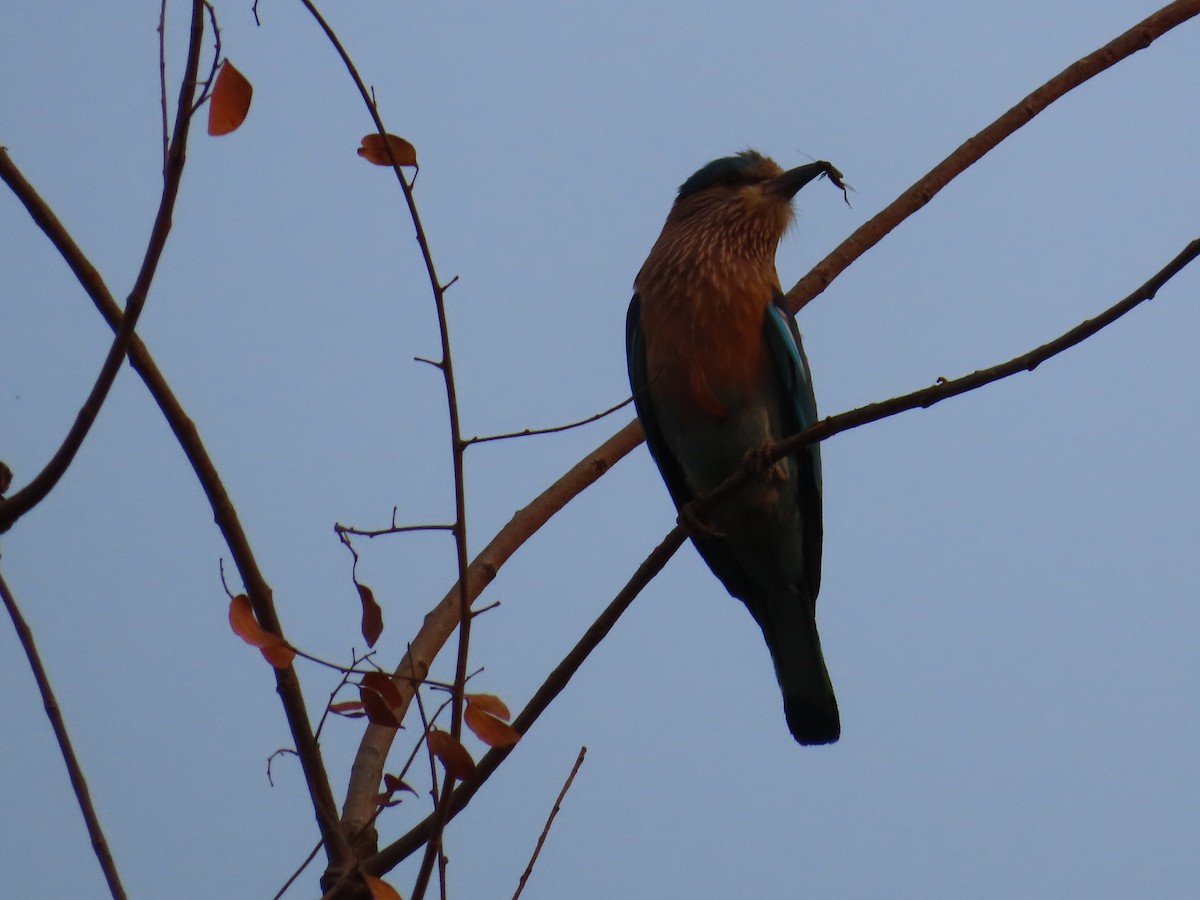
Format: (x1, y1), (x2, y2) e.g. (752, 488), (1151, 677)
(759, 590), (840, 745)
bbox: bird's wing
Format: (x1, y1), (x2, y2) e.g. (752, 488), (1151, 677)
(626, 293), (696, 512)
(627, 293), (821, 602)
(765, 293), (823, 597)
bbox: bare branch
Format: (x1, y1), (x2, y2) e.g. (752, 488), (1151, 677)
(0, 569), (128, 900)
(464, 397), (634, 447)
(711, 239), (1200, 517)
(785, 0), (1200, 313)
(512, 746), (587, 900)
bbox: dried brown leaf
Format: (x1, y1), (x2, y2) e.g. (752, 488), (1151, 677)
(228, 594), (295, 668)
(357, 582), (383, 647)
(260, 641), (296, 669)
(427, 729), (476, 781)
(357, 132), (418, 167)
(359, 672), (404, 728)
(208, 60), (252, 136)
(465, 693), (512, 720)
(465, 703), (521, 748)
(329, 700), (366, 718)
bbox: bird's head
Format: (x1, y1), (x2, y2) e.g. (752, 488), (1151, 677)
(663, 150), (831, 261)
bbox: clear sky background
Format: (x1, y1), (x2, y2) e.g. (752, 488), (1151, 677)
(2, 2), (1198, 898)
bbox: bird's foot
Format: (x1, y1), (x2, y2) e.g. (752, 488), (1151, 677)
(744, 442), (787, 482)
(678, 501), (722, 538)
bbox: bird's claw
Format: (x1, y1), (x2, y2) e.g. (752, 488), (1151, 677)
(745, 443), (787, 482)
(678, 502), (722, 538)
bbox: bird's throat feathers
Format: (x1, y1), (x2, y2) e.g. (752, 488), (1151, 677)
(636, 190), (792, 418)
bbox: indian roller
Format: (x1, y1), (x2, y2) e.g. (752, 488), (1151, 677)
(626, 150), (840, 744)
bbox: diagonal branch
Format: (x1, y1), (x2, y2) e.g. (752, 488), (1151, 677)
(785, 0), (1200, 314)
(0, 0), (206, 534)
(751, 238), (1200, 506)
(0, 569), (128, 900)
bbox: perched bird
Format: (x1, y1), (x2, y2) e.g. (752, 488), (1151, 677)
(626, 150), (840, 744)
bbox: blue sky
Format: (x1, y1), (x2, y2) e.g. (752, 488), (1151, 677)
(2, 2), (1198, 897)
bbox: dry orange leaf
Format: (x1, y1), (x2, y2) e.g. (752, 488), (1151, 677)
(465, 693), (512, 720)
(228, 594), (294, 668)
(260, 641), (296, 669)
(357, 582), (383, 647)
(364, 875), (403, 900)
(427, 729), (476, 781)
(465, 703), (521, 748)
(357, 132), (418, 167)
(208, 60), (252, 136)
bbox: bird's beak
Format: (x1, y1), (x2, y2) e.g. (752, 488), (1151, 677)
(763, 162), (829, 200)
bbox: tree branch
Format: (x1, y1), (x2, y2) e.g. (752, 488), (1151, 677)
(758, 238), (1200, 501)
(0, 570), (128, 900)
(512, 746), (587, 900)
(785, 0), (1200, 313)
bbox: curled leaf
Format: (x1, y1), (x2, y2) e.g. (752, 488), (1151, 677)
(208, 60), (252, 136)
(357, 582), (383, 647)
(357, 133), (418, 167)
(376, 772), (416, 807)
(259, 641), (297, 669)
(383, 773), (416, 795)
(228, 594), (296, 668)
(427, 729), (476, 781)
(329, 700), (366, 718)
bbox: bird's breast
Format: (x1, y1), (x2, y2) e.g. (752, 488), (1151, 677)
(638, 280), (772, 418)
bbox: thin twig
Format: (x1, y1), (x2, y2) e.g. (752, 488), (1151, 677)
(272, 837), (325, 900)
(785, 0), (1200, 313)
(512, 746), (587, 900)
(336, 522), (456, 539)
(291, 5), (477, 892)
(157, 0), (169, 174)
(0, 570), (129, 900)
(464, 397), (633, 447)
